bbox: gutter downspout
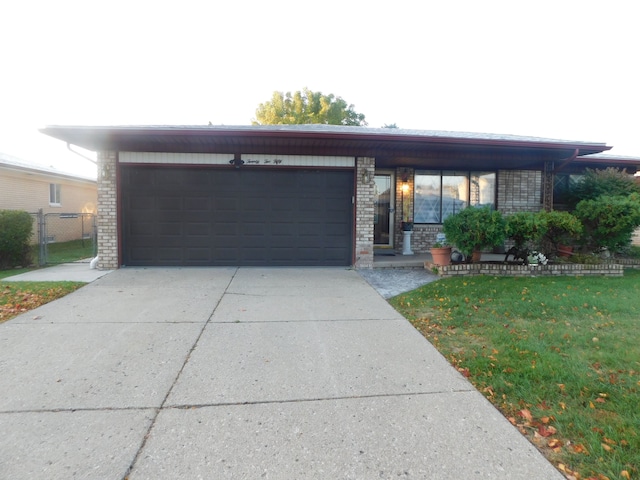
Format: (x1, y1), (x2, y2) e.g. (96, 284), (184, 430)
(553, 148), (579, 174)
(67, 142), (99, 268)
(67, 142), (97, 165)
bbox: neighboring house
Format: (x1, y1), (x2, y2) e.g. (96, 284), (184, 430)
(0, 152), (97, 243)
(40, 125), (640, 269)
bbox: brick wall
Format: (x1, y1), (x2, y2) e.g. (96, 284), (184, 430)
(97, 151), (118, 270)
(355, 157), (375, 268)
(498, 169), (543, 214)
(434, 262), (624, 278)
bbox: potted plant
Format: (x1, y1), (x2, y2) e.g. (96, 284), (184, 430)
(401, 220), (414, 231)
(442, 206), (506, 262)
(430, 241), (452, 266)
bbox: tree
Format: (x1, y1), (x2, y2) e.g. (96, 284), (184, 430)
(252, 88), (367, 126)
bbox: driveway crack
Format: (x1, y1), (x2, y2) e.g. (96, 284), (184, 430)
(120, 267), (239, 480)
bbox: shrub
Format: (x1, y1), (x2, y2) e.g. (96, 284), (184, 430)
(568, 167), (640, 208)
(0, 210), (34, 269)
(505, 212), (547, 251)
(574, 194), (640, 252)
(537, 210), (583, 256)
(443, 206), (506, 259)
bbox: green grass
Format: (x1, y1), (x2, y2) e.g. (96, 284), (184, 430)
(34, 239), (96, 264)
(390, 271), (640, 480)
(0, 268), (33, 280)
(1, 277), (84, 323)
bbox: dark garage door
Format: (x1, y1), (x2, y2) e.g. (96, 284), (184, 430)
(121, 165), (354, 266)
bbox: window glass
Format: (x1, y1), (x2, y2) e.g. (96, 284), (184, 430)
(553, 173), (582, 206)
(49, 183), (61, 205)
(470, 172), (496, 209)
(414, 172), (441, 223)
(414, 170), (496, 223)
(442, 172), (468, 221)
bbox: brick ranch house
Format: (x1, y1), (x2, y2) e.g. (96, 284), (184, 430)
(41, 125), (640, 269)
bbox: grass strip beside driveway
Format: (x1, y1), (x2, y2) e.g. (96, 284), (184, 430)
(0, 271), (84, 323)
(390, 270), (640, 480)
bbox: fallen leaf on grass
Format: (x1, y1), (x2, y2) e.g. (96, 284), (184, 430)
(548, 438), (563, 451)
(601, 443), (612, 452)
(621, 471), (630, 479)
(572, 443), (589, 455)
(537, 425), (557, 437)
(518, 409), (533, 422)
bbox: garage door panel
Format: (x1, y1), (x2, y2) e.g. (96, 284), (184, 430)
(122, 166), (353, 266)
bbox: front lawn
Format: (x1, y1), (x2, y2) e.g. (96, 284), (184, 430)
(390, 270), (640, 480)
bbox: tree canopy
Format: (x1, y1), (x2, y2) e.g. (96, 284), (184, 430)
(252, 88), (367, 126)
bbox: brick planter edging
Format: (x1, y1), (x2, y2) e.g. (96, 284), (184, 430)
(426, 262), (624, 278)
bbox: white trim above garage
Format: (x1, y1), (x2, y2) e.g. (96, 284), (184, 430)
(240, 154), (355, 167)
(119, 152), (234, 164)
(119, 152), (355, 168)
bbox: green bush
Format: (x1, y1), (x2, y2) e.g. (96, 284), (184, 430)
(567, 167), (640, 208)
(537, 210), (583, 256)
(443, 206), (506, 259)
(574, 194), (640, 252)
(0, 210), (34, 269)
(505, 212), (547, 252)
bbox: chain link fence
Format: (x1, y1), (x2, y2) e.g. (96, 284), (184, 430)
(30, 210), (97, 265)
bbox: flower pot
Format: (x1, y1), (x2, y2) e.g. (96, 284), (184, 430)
(430, 247), (452, 266)
(557, 244), (573, 257)
(471, 249), (482, 263)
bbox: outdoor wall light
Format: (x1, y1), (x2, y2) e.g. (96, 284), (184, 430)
(361, 170), (373, 184)
(401, 170), (410, 192)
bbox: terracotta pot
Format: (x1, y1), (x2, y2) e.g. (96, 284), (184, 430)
(430, 247), (452, 266)
(557, 244), (573, 257)
(471, 249), (482, 263)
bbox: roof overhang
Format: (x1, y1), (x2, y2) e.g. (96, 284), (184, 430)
(40, 125), (618, 171)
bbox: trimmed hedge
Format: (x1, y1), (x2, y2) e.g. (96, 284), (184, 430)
(0, 210), (33, 269)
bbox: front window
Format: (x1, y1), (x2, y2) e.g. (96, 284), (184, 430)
(49, 183), (61, 205)
(553, 173), (583, 206)
(414, 171), (495, 223)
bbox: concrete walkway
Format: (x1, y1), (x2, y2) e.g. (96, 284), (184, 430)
(0, 267), (563, 479)
(3, 262), (112, 283)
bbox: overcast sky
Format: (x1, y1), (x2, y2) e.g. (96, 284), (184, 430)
(1, 0), (638, 178)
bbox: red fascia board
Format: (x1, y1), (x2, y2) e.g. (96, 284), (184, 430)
(41, 125), (612, 154)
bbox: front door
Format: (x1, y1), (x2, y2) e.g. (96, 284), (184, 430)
(374, 172), (394, 247)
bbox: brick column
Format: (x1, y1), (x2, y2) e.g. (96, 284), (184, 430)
(354, 157), (375, 268)
(97, 151), (118, 269)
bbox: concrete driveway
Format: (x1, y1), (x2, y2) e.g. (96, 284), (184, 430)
(0, 267), (562, 479)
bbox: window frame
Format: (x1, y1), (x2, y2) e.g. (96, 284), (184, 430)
(49, 183), (61, 206)
(413, 170), (496, 224)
